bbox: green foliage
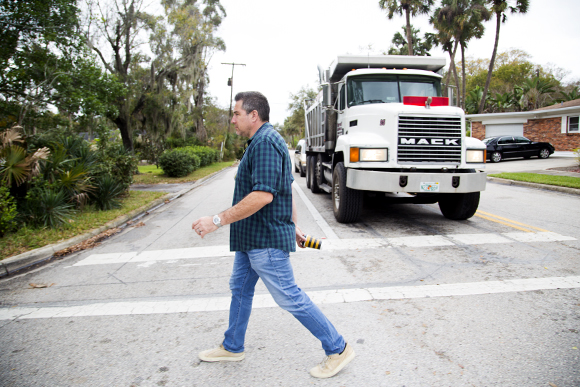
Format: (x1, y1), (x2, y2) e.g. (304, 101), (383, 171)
(388, 25), (438, 56)
(22, 187), (75, 228)
(0, 186), (17, 237)
(0, 126), (50, 187)
(158, 149), (200, 177)
(282, 86), (318, 144)
(379, 0), (435, 56)
(183, 146), (218, 167)
(90, 175), (124, 211)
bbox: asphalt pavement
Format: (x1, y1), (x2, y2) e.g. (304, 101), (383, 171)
(1, 152), (579, 386)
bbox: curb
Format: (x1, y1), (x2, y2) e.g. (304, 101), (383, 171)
(0, 166), (233, 278)
(487, 177), (580, 195)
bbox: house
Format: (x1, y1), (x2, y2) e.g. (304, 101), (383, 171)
(466, 98), (580, 151)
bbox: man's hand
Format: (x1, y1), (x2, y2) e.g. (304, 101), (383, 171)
(192, 216), (218, 239)
(295, 225), (307, 248)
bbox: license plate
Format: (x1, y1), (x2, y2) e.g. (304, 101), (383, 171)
(420, 182), (439, 192)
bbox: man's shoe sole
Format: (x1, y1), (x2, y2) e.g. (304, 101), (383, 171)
(199, 353), (245, 362)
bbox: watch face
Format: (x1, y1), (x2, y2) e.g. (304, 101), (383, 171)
(213, 215), (221, 226)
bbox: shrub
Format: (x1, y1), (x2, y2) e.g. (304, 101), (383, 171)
(0, 186), (17, 236)
(574, 148), (580, 167)
(90, 174), (124, 211)
(158, 149), (200, 177)
(182, 146), (218, 167)
(22, 188), (75, 228)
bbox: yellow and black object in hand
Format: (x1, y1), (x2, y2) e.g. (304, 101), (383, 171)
(302, 235), (322, 249)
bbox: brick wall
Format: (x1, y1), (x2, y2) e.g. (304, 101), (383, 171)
(525, 117), (580, 151)
(470, 122), (485, 140)
(469, 117), (580, 151)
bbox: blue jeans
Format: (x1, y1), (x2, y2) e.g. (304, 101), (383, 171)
(223, 248), (345, 356)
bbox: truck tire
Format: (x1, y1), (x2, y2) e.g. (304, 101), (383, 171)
(438, 192), (480, 220)
(306, 156), (311, 188)
(309, 155), (322, 193)
(332, 162), (362, 223)
(316, 154), (325, 186)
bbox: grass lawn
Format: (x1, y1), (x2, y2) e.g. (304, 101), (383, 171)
(134, 161), (237, 184)
(488, 172), (580, 189)
(1, 190), (166, 260)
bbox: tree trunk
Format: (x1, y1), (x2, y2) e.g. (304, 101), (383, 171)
(461, 42), (466, 111)
(444, 41), (459, 101)
(405, 8), (413, 56)
(479, 12), (502, 113)
(113, 109), (134, 153)
(195, 73), (207, 142)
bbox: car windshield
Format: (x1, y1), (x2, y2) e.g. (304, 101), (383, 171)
(482, 138), (495, 144)
(347, 74), (442, 107)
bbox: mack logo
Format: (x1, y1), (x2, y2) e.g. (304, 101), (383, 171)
(399, 138), (461, 146)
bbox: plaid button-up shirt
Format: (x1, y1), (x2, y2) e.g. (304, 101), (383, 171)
(230, 122), (295, 252)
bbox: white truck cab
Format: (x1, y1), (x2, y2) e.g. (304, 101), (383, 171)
(304, 55), (487, 223)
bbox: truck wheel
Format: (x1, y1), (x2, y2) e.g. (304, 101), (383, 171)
(306, 156), (311, 188)
(309, 156), (322, 193)
(332, 162), (362, 223)
(438, 192), (480, 220)
(316, 154), (325, 186)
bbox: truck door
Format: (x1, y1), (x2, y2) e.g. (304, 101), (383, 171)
(337, 83), (346, 137)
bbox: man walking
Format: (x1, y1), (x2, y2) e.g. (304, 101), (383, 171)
(191, 91), (354, 378)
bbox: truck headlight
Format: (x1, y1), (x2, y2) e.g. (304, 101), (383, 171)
(359, 149), (388, 162)
(466, 149), (485, 163)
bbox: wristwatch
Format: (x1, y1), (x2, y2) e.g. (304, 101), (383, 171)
(213, 214), (222, 228)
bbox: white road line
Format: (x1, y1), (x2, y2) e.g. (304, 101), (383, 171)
(292, 182), (338, 239)
(2, 276), (579, 321)
(74, 232), (576, 267)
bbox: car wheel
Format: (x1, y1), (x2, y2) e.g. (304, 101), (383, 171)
(539, 148), (551, 159)
(299, 164), (306, 177)
(294, 161), (299, 173)
(490, 151), (502, 163)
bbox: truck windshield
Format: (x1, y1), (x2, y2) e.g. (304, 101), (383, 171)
(347, 75), (442, 107)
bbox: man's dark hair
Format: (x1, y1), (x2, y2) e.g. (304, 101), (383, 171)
(235, 91), (270, 122)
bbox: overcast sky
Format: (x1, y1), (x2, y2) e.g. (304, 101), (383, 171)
(204, 0), (580, 126)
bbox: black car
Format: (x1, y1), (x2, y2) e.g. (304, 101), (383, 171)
(483, 135), (555, 163)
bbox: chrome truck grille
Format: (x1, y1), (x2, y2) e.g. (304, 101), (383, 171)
(397, 115), (462, 163)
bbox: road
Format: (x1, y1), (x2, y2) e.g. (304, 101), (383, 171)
(1, 155), (579, 387)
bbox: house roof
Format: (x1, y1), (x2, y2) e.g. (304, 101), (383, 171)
(533, 98), (580, 111)
(467, 98), (580, 122)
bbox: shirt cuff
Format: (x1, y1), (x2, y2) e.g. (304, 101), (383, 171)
(253, 183), (278, 197)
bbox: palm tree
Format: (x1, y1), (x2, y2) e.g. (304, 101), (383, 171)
(478, 0), (529, 113)
(379, 0), (434, 56)
(556, 86), (580, 103)
(0, 126), (50, 187)
(433, 0), (490, 110)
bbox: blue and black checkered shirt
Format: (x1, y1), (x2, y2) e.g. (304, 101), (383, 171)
(230, 122), (296, 252)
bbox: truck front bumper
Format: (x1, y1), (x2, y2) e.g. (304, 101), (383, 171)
(346, 169), (487, 193)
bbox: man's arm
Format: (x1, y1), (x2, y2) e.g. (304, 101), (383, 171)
(191, 191), (273, 238)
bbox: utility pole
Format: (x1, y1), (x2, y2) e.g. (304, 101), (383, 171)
(221, 62), (246, 132)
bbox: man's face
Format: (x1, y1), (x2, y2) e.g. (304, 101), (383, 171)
(231, 100), (253, 138)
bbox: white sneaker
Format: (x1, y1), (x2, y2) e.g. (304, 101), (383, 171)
(309, 342), (355, 378)
(198, 344), (245, 362)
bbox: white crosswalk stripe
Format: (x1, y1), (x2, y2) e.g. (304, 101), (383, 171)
(2, 276), (579, 321)
(74, 232), (576, 267)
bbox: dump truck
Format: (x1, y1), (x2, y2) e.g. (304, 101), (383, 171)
(303, 55), (487, 223)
